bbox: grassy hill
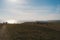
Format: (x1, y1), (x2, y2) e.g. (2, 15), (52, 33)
(0, 21), (60, 40)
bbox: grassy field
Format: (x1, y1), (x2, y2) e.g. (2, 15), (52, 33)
(0, 21), (60, 40)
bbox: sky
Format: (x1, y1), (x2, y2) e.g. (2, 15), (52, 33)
(0, 0), (60, 22)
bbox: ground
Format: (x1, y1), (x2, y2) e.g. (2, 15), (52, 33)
(0, 21), (60, 40)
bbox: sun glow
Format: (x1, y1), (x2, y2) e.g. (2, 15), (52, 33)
(6, 20), (17, 24)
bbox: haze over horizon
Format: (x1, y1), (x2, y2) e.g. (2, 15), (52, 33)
(0, 0), (60, 22)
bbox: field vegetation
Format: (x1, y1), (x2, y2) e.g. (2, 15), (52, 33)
(0, 21), (60, 40)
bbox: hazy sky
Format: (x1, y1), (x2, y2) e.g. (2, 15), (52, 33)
(0, 0), (60, 22)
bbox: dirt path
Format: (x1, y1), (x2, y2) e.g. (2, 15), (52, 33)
(0, 24), (10, 40)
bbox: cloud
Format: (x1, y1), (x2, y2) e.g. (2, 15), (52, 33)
(0, 7), (60, 21)
(0, 0), (60, 22)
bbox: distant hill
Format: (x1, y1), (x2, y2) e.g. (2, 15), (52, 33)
(48, 20), (60, 22)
